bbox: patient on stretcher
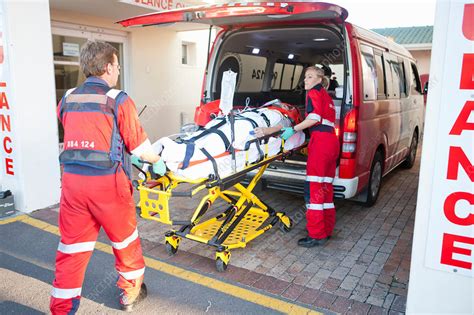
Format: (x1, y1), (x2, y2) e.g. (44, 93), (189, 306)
(151, 104), (305, 180)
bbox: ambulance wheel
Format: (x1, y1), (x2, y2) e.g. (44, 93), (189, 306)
(165, 241), (178, 255)
(279, 216), (293, 233)
(402, 130), (418, 169)
(216, 258), (228, 272)
(364, 151), (383, 207)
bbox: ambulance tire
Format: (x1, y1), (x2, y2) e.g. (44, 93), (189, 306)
(401, 130), (418, 169)
(363, 151), (383, 207)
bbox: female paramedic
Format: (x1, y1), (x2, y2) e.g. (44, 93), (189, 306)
(253, 66), (339, 247)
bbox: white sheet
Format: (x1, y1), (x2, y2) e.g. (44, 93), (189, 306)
(152, 108), (305, 180)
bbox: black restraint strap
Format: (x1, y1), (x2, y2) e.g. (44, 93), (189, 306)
(199, 147), (219, 178)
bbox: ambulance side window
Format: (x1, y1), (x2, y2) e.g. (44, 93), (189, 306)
(360, 45), (377, 101)
(272, 63), (303, 90)
(410, 63), (422, 95)
(374, 50), (387, 99)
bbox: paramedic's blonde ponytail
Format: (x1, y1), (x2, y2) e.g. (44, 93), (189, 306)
(306, 66), (329, 89)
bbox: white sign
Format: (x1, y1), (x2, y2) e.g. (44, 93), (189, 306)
(62, 42), (80, 57)
(118, 0), (186, 11)
(422, 2), (474, 277)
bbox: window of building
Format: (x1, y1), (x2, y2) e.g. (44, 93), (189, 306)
(181, 41), (196, 66)
(360, 45), (377, 101)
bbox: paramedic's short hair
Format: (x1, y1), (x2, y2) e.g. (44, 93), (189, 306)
(306, 66), (329, 89)
(80, 41), (118, 77)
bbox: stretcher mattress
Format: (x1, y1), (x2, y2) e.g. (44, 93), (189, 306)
(153, 107), (305, 180)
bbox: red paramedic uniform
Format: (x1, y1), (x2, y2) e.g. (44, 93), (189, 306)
(50, 77), (151, 314)
(304, 83), (340, 239)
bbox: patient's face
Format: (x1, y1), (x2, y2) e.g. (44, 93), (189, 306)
(304, 69), (322, 90)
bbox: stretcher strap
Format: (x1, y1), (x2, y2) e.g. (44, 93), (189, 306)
(181, 143), (195, 169)
(248, 109), (271, 127)
(199, 147), (219, 178)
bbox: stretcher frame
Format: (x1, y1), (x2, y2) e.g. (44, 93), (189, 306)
(134, 132), (300, 271)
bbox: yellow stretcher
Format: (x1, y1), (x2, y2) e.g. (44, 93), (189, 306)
(134, 133), (298, 272)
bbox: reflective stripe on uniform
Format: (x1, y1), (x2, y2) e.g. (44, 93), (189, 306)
(306, 203), (324, 210)
(51, 287), (82, 299)
(58, 241), (96, 254)
(306, 113), (321, 121)
(322, 119), (335, 127)
(306, 176), (334, 183)
(106, 89), (122, 99)
(111, 229), (138, 250)
(118, 267), (145, 280)
(66, 94), (108, 104)
(65, 88), (76, 97)
(324, 203), (335, 209)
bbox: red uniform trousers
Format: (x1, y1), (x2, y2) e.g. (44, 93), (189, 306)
(50, 168), (145, 314)
(305, 131), (340, 239)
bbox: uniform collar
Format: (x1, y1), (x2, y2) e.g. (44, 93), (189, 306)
(312, 83), (323, 91)
(85, 76), (109, 87)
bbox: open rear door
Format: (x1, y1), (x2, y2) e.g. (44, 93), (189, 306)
(117, 2), (348, 28)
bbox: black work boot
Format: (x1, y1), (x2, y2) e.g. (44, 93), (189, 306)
(120, 283), (147, 312)
(297, 237), (329, 248)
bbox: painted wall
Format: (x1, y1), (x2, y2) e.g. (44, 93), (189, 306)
(410, 49), (431, 76)
(0, 0), (61, 212)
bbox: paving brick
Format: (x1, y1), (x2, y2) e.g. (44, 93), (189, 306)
(313, 291), (337, 311)
(340, 275), (360, 291)
(366, 295), (385, 307)
(350, 264), (368, 277)
(341, 255), (358, 268)
(281, 283), (306, 301)
(292, 271), (314, 286)
(390, 295), (407, 312)
(360, 273), (378, 287)
(321, 277), (342, 294)
(252, 275), (290, 295)
(383, 293), (395, 309)
(331, 266), (351, 280)
(367, 262), (384, 274)
(238, 270), (263, 286)
(334, 288), (352, 298)
(307, 276), (326, 290)
(297, 287), (320, 305)
(347, 301), (371, 315)
(330, 296), (353, 314)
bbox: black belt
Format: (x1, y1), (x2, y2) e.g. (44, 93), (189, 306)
(309, 124), (335, 133)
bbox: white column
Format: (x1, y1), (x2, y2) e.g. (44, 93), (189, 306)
(0, 0), (60, 212)
(407, 0), (473, 313)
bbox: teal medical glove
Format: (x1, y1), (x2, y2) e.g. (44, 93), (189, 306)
(131, 155), (143, 168)
(152, 159), (167, 176)
(281, 127), (295, 140)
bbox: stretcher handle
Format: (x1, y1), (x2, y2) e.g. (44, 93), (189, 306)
(132, 160), (159, 183)
(244, 130), (283, 151)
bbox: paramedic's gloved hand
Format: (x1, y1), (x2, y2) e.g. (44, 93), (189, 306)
(281, 127), (295, 140)
(152, 158), (167, 176)
(131, 155), (143, 168)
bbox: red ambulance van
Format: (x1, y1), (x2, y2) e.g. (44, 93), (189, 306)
(120, 2), (425, 206)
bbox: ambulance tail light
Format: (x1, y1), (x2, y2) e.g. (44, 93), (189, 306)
(341, 108), (358, 159)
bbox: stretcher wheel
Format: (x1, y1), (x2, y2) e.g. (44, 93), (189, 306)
(165, 241), (178, 255)
(279, 215), (293, 233)
(216, 258), (228, 272)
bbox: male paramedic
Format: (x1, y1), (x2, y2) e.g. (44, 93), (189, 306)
(254, 66), (339, 247)
(50, 40), (165, 314)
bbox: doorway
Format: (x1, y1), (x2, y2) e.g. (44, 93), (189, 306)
(51, 22), (128, 143)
